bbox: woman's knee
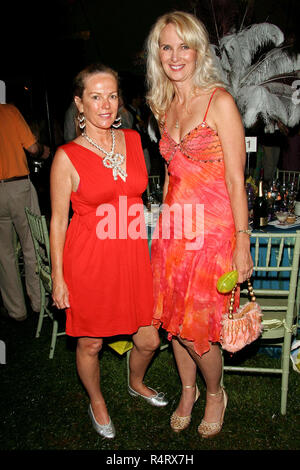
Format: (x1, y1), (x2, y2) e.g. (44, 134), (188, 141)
(133, 326), (160, 352)
(77, 337), (103, 356)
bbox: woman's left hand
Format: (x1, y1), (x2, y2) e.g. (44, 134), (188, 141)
(232, 237), (254, 284)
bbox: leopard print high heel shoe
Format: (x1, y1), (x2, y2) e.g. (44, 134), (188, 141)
(170, 384), (200, 433)
(197, 387), (228, 438)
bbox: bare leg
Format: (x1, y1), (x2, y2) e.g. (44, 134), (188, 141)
(177, 337), (224, 423)
(172, 338), (198, 416)
(129, 325), (161, 397)
(76, 337), (110, 424)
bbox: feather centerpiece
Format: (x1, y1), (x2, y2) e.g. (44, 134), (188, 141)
(212, 22), (300, 132)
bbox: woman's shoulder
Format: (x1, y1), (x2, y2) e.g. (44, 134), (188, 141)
(209, 88), (238, 121)
(211, 88), (243, 127)
(213, 87), (235, 106)
(55, 141), (76, 157)
(59, 140), (77, 150)
(53, 141), (80, 164)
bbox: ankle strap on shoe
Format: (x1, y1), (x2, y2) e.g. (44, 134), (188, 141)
(207, 387), (224, 396)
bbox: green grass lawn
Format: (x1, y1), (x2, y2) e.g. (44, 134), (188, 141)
(0, 309), (299, 452)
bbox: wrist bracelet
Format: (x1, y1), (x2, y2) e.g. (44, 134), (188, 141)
(236, 229), (252, 236)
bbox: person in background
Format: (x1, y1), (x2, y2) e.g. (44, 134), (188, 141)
(63, 101), (77, 143)
(146, 11), (253, 438)
(50, 63), (167, 440)
(281, 124), (300, 172)
(118, 91), (134, 129)
(125, 87), (152, 174)
(261, 130), (284, 183)
(0, 103), (49, 321)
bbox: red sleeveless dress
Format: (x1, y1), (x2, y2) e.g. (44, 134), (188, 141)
(151, 89), (239, 356)
(61, 129), (153, 337)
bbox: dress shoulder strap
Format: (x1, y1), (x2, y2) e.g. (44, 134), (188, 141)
(203, 88), (219, 123)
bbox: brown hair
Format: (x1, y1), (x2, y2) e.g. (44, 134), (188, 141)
(72, 63), (119, 135)
(73, 62), (119, 99)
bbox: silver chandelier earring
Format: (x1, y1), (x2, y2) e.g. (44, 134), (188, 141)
(112, 115), (122, 128)
(78, 113), (86, 131)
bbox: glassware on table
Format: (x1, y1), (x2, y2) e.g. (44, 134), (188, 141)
(275, 211), (289, 224)
(295, 187), (300, 216)
(266, 179), (279, 220)
(246, 181), (255, 222)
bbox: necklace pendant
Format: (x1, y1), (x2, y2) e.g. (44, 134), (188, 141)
(112, 167), (118, 181)
(82, 129), (127, 182)
(119, 172), (127, 182)
(175, 120), (179, 129)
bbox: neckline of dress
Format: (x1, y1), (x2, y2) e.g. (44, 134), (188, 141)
(164, 121), (217, 145)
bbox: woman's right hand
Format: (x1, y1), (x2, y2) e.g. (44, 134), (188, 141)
(52, 278), (70, 310)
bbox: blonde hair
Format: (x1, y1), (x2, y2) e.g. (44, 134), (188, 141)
(146, 11), (224, 124)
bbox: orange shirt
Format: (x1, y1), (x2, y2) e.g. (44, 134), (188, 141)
(0, 104), (36, 179)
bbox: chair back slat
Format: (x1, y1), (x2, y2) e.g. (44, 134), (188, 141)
(276, 169), (300, 190)
(277, 238), (285, 267)
(266, 238), (272, 266)
(254, 238), (259, 268)
(224, 230), (300, 415)
(252, 232), (297, 273)
(250, 232), (300, 329)
(25, 207), (65, 359)
(25, 208), (51, 291)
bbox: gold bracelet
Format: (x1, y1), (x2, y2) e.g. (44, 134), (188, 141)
(236, 229), (252, 236)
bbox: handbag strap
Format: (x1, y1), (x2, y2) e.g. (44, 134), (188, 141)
(228, 279), (256, 319)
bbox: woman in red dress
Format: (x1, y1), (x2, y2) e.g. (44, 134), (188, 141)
(50, 63), (167, 439)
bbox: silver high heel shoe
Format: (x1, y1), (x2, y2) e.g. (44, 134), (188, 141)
(88, 404), (116, 439)
(128, 384), (168, 407)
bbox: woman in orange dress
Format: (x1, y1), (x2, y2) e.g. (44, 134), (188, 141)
(50, 63), (167, 439)
(146, 11), (253, 437)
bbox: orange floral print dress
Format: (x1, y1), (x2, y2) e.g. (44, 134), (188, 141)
(151, 89), (239, 356)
